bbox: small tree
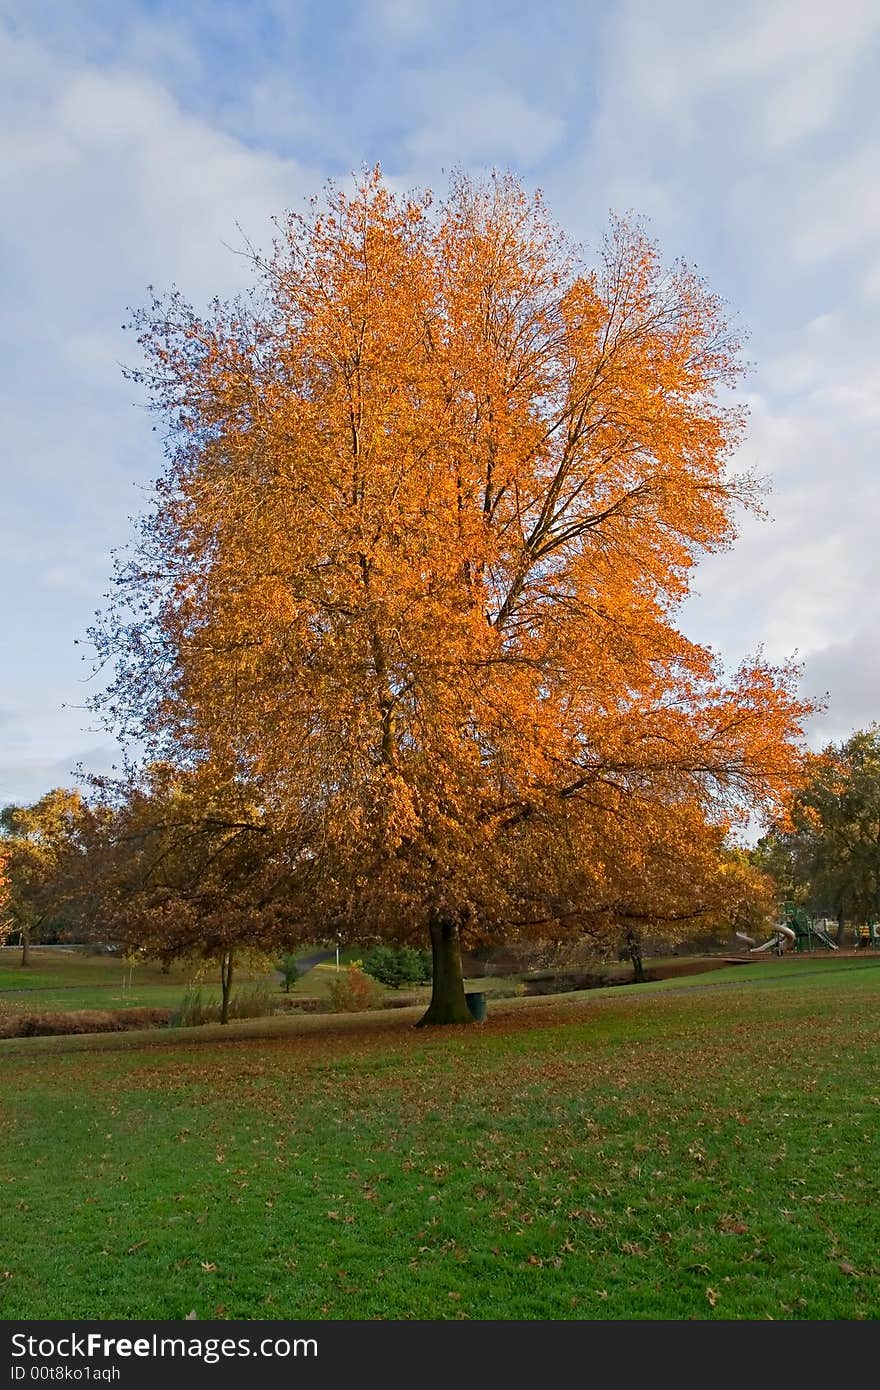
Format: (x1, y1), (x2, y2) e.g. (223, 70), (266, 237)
(276, 953), (301, 993)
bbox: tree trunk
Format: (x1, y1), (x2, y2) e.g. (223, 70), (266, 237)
(20, 925), (30, 968)
(220, 951), (234, 1025)
(417, 911), (473, 1026)
(837, 907), (846, 950)
(625, 926), (646, 984)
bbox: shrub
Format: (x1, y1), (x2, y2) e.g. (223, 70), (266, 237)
(326, 964), (385, 1012)
(401, 947), (432, 986)
(362, 945), (432, 989)
(361, 945), (400, 988)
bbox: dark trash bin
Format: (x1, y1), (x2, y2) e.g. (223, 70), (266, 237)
(466, 991), (487, 1022)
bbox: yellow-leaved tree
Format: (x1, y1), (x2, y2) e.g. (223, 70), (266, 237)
(0, 789), (88, 965)
(91, 170), (812, 1023)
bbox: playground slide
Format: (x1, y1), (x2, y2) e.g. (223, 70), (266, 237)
(811, 925), (839, 950)
(737, 923), (797, 953)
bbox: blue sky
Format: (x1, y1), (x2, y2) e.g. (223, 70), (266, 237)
(1, 0), (879, 804)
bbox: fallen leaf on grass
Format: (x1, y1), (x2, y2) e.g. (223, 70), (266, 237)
(200, 1262), (217, 1273)
(719, 1218), (749, 1235)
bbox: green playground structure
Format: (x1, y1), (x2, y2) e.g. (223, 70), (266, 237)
(734, 904), (880, 954)
(781, 902), (839, 952)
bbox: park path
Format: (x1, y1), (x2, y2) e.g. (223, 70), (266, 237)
(292, 949), (334, 972)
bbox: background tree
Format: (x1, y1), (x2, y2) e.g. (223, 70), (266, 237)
(78, 764), (308, 1022)
(0, 788), (88, 965)
(513, 803), (777, 981)
(756, 727), (880, 942)
(91, 170), (813, 1023)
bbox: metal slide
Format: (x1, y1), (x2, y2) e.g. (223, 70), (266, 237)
(811, 924), (839, 950)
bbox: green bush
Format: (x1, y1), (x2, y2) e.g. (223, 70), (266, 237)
(362, 945), (432, 989)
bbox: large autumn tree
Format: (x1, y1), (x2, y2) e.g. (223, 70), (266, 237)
(91, 170), (812, 1023)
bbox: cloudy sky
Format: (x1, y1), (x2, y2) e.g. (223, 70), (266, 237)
(1, 0), (878, 805)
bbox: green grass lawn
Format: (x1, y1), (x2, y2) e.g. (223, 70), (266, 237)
(0, 943), (737, 1016)
(2, 956), (879, 1320)
(0, 946), (328, 1015)
(0, 943), (859, 1030)
(0, 947), (229, 993)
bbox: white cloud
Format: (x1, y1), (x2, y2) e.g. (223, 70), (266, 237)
(404, 71), (565, 169)
(372, 0), (446, 41)
(682, 373), (880, 745)
(706, 0), (878, 76)
(0, 743), (121, 808)
(0, 21), (318, 805)
(761, 64), (841, 150)
(804, 628), (880, 743)
(792, 144), (880, 263)
(543, 0), (880, 762)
